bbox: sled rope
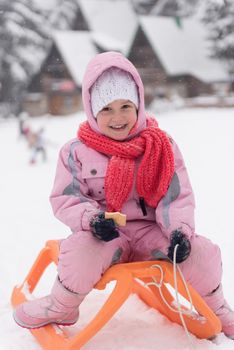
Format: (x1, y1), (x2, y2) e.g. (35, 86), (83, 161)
(146, 245), (196, 350)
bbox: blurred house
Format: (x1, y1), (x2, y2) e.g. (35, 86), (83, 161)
(78, 0), (138, 55)
(128, 16), (230, 105)
(24, 1), (231, 116)
(25, 31), (97, 116)
(24, 0), (138, 116)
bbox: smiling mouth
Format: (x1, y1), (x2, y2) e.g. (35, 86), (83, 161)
(109, 124), (127, 130)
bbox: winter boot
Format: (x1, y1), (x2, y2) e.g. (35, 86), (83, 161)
(203, 284), (234, 339)
(13, 277), (85, 329)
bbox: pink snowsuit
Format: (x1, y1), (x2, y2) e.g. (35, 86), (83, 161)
(50, 52), (222, 300)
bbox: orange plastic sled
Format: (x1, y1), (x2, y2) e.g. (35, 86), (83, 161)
(11, 240), (221, 350)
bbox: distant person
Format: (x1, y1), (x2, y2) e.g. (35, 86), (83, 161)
(28, 127), (47, 164)
(18, 112), (30, 139)
(13, 51), (234, 340)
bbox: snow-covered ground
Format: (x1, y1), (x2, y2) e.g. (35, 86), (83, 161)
(0, 107), (234, 349)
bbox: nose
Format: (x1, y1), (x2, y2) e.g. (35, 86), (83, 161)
(111, 109), (124, 120)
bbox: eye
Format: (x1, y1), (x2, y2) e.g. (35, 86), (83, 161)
(101, 106), (111, 112)
(122, 104), (131, 109)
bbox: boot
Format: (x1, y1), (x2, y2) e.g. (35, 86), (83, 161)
(13, 277), (85, 329)
(203, 284), (234, 339)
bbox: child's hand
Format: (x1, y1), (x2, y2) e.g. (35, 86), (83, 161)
(167, 230), (191, 263)
(90, 212), (119, 242)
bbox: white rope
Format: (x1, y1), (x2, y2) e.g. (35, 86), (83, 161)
(172, 245), (195, 349)
(145, 245), (197, 350)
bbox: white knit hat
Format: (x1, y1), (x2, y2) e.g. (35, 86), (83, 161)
(90, 67), (139, 118)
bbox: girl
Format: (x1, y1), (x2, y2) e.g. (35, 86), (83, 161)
(13, 51), (234, 339)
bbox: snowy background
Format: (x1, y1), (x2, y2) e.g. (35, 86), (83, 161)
(0, 0), (234, 348)
(0, 107), (234, 349)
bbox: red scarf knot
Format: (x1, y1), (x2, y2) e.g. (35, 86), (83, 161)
(78, 117), (174, 212)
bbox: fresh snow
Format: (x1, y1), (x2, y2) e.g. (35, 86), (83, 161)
(139, 16), (229, 83)
(79, 0), (138, 56)
(0, 107), (234, 349)
(53, 31), (97, 86)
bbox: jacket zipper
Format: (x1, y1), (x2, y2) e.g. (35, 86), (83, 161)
(139, 197), (147, 216)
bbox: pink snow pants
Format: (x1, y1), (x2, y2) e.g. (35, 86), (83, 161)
(58, 221), (222, 298)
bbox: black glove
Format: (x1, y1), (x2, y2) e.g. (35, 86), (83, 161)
(90, 212), (119, 242)
(167, 230), (191, 263)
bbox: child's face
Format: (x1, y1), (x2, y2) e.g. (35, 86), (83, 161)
(96, 99), (137, 140)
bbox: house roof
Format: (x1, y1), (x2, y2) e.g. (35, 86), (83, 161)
(78, 0), (138, 56)
(53, 31), (97, 86)
(139, 16), (229, 83)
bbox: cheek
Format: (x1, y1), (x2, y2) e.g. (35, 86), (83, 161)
(97, 117), (107, 131)
(97, 119), (113, 137)
(129, 111), (137, 124)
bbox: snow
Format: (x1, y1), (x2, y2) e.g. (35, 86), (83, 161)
(53, 31), (97, 86)
(79, 0), (138, 56)
(0, 107), (234, 349)
(91, 32), (125, 53)
(32, 0), (57, 10)
(139, 16), (229, 83)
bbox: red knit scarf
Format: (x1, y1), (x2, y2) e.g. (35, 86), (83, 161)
(78, 117), (174, 212)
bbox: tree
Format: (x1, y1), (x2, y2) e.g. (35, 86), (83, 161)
(130, 0), (158, 15)
(201, 0), (234, 75)
(131, 0), (199, 16)
(0, 0), (49, 114)
(46, 0), (78, 30)
(0, 0), (78, 115)
(151, 0), (199, 17)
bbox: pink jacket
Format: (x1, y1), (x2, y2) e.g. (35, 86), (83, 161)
(50, 52), (195, 240)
